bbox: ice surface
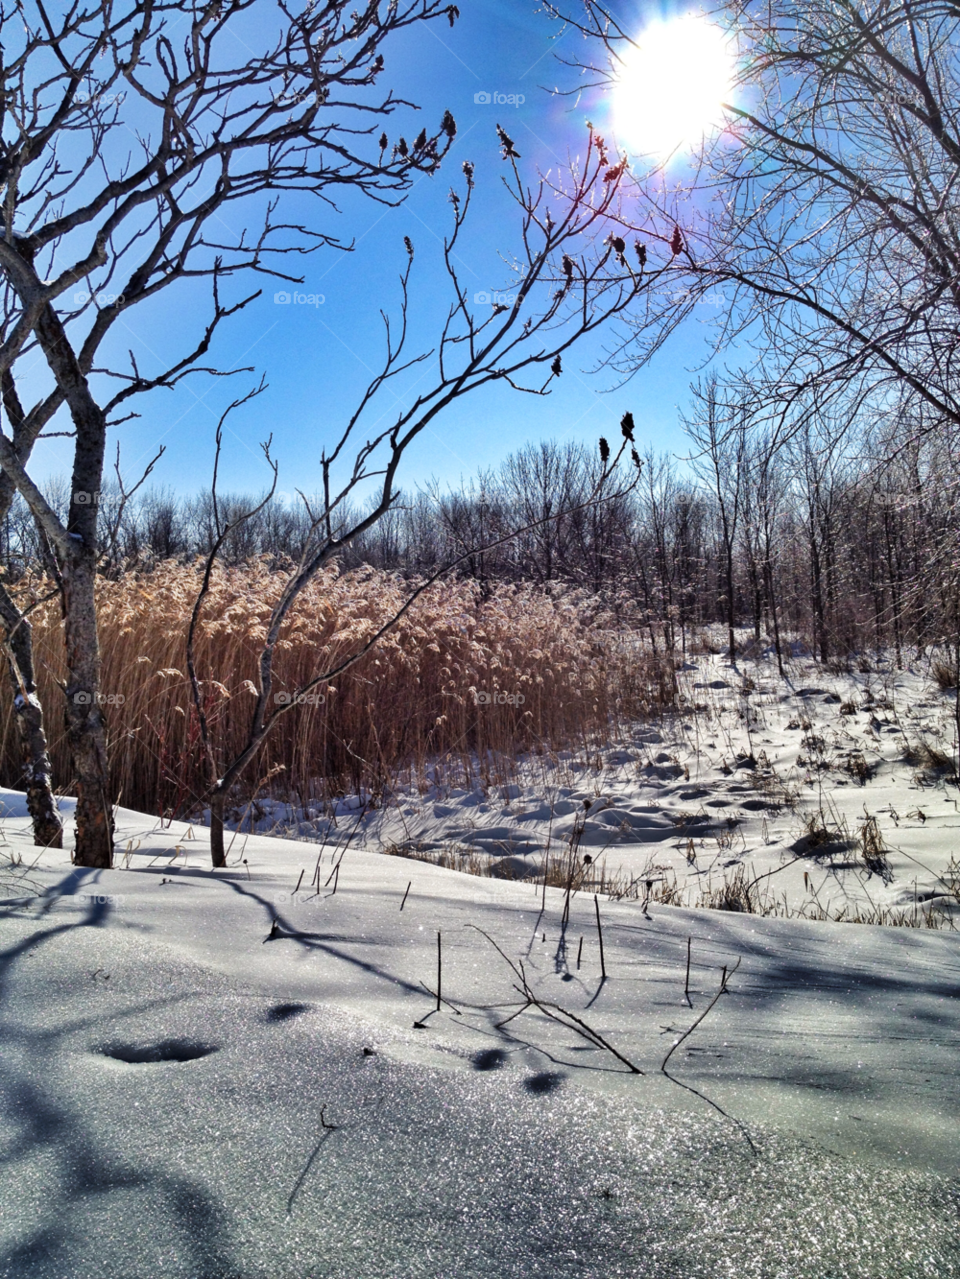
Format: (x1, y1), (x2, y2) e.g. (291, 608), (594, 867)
(1, 782), (959, 1276)
(1, 921), (957, 1279)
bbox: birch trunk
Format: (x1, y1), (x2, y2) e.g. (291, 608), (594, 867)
(0, 590), (62, 848)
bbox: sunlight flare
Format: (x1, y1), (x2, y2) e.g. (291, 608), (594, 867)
(612, 13), (735, 159)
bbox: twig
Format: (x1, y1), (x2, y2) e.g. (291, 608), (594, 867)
(659, 956), (757, 1156)
(418, 981), (462, 1015)
(324, 845), (350, 890)
(510, 982), (643, 1074)
(594, 894), (606, 979)
(662, 958), (740, 1074)
(467, 925), (641, 1074)
(400, 880), (412, 911)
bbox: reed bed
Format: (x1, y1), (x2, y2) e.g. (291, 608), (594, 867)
(0, 561), (675, 819)
(383, 845), (959, 929)
(621, 864), (958, 929)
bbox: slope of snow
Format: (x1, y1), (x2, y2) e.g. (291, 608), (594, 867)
(198, 651), (960, 927)
(1, 772), (959, 1277)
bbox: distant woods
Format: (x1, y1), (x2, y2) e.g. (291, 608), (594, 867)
(4, 416), (957, 667)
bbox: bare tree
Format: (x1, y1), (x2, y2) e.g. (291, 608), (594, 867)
(0, 0), (463, 866)
(0, 378), (63, 847)
(685, 377), (747, 660)
(751, 424), (789, 675)
(187, 138), (649, 866)
(552, 0), (960, 450)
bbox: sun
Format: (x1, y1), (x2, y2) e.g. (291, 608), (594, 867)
(612, 14), (735, 160)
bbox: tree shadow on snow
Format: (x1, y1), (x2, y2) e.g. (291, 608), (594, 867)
(0, 873), (242, 1278)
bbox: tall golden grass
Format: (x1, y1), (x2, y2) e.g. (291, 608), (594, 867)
(0, 561), (675, 818)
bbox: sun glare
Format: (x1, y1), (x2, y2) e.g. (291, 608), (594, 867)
(612, 14), (734, 160)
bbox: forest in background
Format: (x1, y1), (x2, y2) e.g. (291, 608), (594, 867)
(5, 397), (957, 671)
(4, 394), (958, 820)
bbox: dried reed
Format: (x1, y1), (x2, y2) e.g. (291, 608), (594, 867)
(0, 563), (675, 818)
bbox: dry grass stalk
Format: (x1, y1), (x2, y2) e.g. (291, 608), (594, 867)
(857, 813), (888, 873)
(931, 657), (958, 690)
(798, 810), (841, 849)
(386, 838), (623, 895)
(904, 739), (953, 773)
(842, 751), (871, 784)
(0, 564), (675, 818)
(390, 837), (955, 930)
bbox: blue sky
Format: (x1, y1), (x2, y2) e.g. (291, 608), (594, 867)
(35, 0), (726, 502)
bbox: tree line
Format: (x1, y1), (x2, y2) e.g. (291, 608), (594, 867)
(6, 398), (957, 670)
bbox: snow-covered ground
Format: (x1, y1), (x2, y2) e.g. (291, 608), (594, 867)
(225, 651), (960, 926)
(1, 652), (960, 1276)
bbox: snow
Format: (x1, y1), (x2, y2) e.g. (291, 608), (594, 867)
(1, 651), (960, 1275)
(204, 652), (960, 925)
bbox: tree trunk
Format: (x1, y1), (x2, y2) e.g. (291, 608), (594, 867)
(725, 547), (736, 660)
(883, 514), (903, 669)
(0, 364), (62, 848)
(0, 591), (63, 848)
(210, 789), (227, 868)
(764, 556), (785, 678)
(63, 552), (113, 866)
(809, 531), (828, 664)
(32, 301), (116, 868)
(748, 548), (761, 643)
